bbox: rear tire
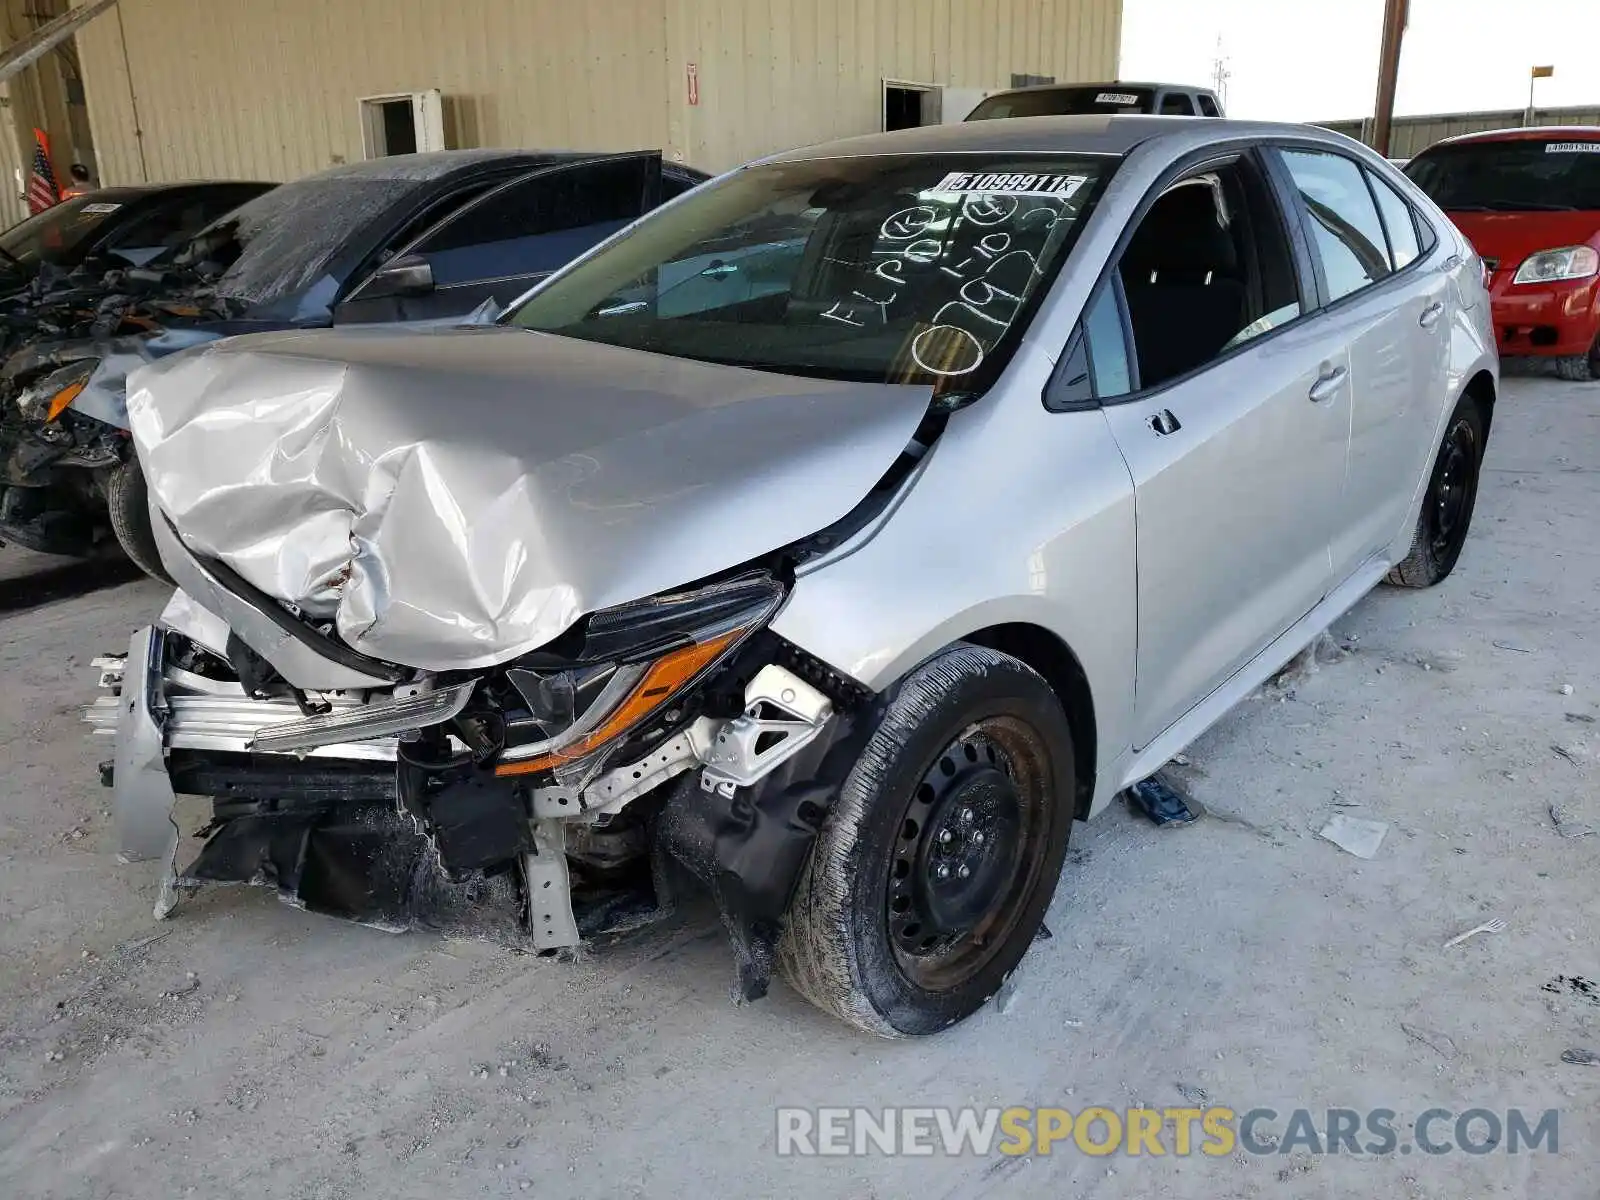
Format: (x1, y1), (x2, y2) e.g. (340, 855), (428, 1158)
(778, 644), (1075, 1037)
(104, 458), (172, 584)
(1385, 393), (1484, 589)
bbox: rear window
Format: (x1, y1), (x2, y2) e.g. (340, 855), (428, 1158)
(967, 87), (1156, 120)
(1405, 139), (1600, 212)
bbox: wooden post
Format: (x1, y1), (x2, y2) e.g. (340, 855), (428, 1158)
(1370, 0), (1409, 157)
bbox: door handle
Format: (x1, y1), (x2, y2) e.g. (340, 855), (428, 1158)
(1148, 408), (1182, 436)
(1419, 301), (1444, 329)
(1308, 365), (1348, 404)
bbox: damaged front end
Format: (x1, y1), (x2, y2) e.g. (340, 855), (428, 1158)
(88, 573), (870, 996)
(0, 280), (237, 557)
(93, 325), (936, 997)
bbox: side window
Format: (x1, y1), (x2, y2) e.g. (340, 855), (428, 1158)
(1159, 92), (1196, 115)
(413, 159), (653, 280)
(1366, 170), (1421, 269)
(1280, 149), (1393, 301)
(1414, 208), (1438, 255)
(1082, 284), (1132, 396)
(1109, 158), (1303, 393)
(1197, 94), (1222, 118)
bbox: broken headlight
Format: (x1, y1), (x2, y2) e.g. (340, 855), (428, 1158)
(13, 359), (99, 424)
(492, 572), (785, 781)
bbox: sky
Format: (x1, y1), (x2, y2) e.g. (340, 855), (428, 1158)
(1119, 0), (1600, 122)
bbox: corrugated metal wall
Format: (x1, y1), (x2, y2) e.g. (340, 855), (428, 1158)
(73, 0), (1120, 184)
(0, 82), (26, 225)
(1320, 105), (1600, 159)
(664, 0), (1123, 171)
(75, 0), (675, 184)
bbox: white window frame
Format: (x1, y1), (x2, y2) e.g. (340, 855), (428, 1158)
(358, 89), (447, 158)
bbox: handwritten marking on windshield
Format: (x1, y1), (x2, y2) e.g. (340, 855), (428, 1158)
(911, 325), (986, 376)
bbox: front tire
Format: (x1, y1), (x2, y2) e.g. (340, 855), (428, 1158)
(1552, 333), (1599, 382)
(1385, 393), (1484, 588)
(104, 458), (172, 584)
(778, 644), (1075, 1037)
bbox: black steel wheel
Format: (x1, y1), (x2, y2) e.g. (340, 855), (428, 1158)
(779, 644), (1075, 1037)
(1386, 394), (1484, 589)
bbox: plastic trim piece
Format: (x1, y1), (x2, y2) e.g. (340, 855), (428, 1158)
(249, 679), (477, 753)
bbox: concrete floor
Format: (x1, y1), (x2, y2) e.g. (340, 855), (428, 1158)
(1, 376), (1596, 1199)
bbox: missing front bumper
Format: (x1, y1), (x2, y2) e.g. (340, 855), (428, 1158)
(88, 616), (857, 984)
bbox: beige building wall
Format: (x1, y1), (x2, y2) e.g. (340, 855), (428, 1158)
(72, 0), (1121, 185)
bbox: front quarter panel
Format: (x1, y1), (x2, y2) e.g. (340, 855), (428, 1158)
(770, 341), (1138, 808)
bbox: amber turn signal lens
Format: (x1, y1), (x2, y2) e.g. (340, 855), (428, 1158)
(44, 379), (88, 423)
(494, 628), (741, 777)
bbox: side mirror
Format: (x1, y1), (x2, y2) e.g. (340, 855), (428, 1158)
(364, 254), (435, 299)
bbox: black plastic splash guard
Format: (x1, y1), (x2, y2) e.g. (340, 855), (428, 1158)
(658, 696), (884, 1002)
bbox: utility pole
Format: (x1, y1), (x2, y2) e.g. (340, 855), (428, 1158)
(1370, 0), (1409, 157)
(1210, 36), (1231, 108)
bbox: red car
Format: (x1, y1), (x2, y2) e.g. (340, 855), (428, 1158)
(1406, 127), (1600, 381)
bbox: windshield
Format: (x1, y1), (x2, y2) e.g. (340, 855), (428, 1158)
(1405, 140), (1600, 212)
(179, 176), (422, 309)
(508, 153), (1112, 394)
(967, 87), (1156, 119)
(0, 195), (128, 271)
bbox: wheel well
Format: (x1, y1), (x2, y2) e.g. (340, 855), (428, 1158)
(963, 624), (1097, 820)
(1463, 370), (1496, 442)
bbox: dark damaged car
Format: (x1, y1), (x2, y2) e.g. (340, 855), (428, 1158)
(0, 150), (705, 572)
(91, 118), (1494, 1036)
(0, 181), (274, 306)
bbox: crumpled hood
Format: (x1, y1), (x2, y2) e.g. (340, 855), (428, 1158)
(128, 325), (931, 671)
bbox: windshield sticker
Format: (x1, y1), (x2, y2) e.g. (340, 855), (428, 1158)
(1095, 92), (1141, 105)
(79, 202), (122, 214)
(1545, 142), (1600, 154)
(933, 172), (1088, 198)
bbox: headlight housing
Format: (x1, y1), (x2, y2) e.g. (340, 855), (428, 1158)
(1512, 245), (1599, 286)
(12, 359), (99, 423)
(493, 572), (785, 780)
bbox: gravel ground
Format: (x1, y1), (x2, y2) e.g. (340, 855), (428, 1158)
(1, 376), (1596, 1199)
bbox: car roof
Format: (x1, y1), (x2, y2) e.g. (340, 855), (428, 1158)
(293, 149), (640, 186)
(986, 80), (1216, 98)
(76, 181), (276, 202)
(762, 115), (1351, 164)
(1429, 125), (1600, 148)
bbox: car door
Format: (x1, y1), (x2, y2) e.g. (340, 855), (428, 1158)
(334, 153), (663, 324)
(1272, 147), (1450, 576)
(1087, 150), (1354, 749)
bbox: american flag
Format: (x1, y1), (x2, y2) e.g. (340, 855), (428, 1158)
(27, 128), (59, 215)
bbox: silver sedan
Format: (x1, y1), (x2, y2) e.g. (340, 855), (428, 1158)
(100, 116), (1496, 1037)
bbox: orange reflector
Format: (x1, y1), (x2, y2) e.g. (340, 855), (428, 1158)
(44, 379), (87, 423)
(494, 628), (741, 777)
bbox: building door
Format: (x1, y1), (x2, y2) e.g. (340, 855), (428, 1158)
(359, 90), (447, 157)
(881, 81), (942, 131)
